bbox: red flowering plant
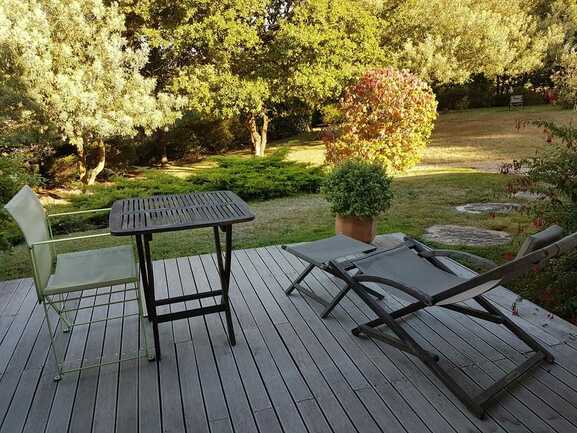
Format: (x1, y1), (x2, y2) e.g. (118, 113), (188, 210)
(504, 121), (577, 321)
(324, 68), (438, 172)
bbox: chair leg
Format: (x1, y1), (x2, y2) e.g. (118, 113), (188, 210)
(474, 295), (555, 363)
(349, 282), (551, 417)
(321, 283), (351, 318)
(49, 295), (73, 333)
(58, 293), (71, 333)
(43, 302), (63, 381)
(286, 264), (315, 295)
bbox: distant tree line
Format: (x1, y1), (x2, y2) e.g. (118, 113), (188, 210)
(0, 0), (576, 184)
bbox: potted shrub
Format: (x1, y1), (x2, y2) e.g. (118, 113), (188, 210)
(322, 159), (392, 243)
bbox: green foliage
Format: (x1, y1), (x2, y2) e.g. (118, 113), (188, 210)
(553, 48), (577, 108)
(325, 68), (438, 172)
(513, 250), (577, 322)
(321, 159), (392, 217)
(512, 121), (577, 231)
(505, 121), (577, 322)
(126, 0), (384, 155)
(188, 149), (324, 201)
(385, 0), (561, 85)
(320, 104), (343, 125)
(0, 155), (41, 249)
(0, 0), (184, 184)
(68, 149), (323, 212)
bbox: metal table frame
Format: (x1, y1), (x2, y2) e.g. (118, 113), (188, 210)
(109, 191), (254, 360)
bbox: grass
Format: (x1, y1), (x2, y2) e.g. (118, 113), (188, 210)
(1, 105), (573, 281)
(0, 170), (532, 280)
(154, 105), (576, 176)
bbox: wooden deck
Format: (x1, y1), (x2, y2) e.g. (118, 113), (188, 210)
(2, 237), (577, 433)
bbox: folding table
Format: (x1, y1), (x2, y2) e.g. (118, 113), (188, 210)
(109, 191), (255, 360)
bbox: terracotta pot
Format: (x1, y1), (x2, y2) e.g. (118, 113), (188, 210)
(335, 215), (376, 243)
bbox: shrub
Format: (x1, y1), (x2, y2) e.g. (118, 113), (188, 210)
(512, 250), (577, 322)
(320, 104), (343, 125)
(189, 149), (324, 201)
(0, 155), (41, 249)
(512, 121), (577, 232)
(321, 159), (392, 217)
(324, 68), (438, 172)
(505, 121), (577, 321)
(54, 149), (324, 235)
(553, 48), (577, 109)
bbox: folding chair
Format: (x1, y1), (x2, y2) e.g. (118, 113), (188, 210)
(328, 226), (569, 418)
(4, 186), (151, 380)
(282, 234), (398, 317)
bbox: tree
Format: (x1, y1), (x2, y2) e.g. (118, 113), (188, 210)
(553, 48), (577, 108)
(325, 67), (437, 172)
(125, 0), (384, 156)
(0, 0), (183, 184)
(379, 0), (561, 85)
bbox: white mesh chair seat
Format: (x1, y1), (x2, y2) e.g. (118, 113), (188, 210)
(46, 245), (137, 294)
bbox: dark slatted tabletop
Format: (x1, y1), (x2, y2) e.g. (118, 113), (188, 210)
(109, 191), (255, 236)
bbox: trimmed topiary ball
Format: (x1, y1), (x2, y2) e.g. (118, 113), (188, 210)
(321, 159), (393, 218)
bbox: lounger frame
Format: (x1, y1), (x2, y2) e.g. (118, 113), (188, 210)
(326, 234), (571, 418)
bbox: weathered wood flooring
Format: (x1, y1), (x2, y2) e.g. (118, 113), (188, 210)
(2, 238), (577, 433)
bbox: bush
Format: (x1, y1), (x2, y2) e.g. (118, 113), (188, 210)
(320, 104), (343, 125)
(0, 155), (41, 249)
(505, 121), (577, 321)
(512, 250), (577, 322)
(325, 68), (438, 172)
(189, 149), (324, 201)
(513, 121), (577, 232)
(321, 159), (392, 217)
(69, 148), (323, 209)
(553, 48), (577, 109)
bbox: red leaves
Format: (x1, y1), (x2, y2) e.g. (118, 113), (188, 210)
(325, 67), (437, 171)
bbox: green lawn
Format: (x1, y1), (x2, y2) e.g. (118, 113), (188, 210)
(0, 170), (532, 280)
(158, 104), (577, 177)
(1, 105), (574, 281)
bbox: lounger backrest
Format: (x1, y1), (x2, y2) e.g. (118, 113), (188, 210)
(435, 226), (575, 306)
(516, 225), (564, 258)
(4, 186), (54, 290)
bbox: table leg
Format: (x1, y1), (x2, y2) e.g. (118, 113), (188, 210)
(140, 233), (161, 360)
(214, 225), (236, 345)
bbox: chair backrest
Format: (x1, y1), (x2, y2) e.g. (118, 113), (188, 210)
(516, 225), (564, 258)
(4, 186), (53, 290)
(435, 225), (570, 306)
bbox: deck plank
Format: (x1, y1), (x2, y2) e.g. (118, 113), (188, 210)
(1, 239), (577, 433)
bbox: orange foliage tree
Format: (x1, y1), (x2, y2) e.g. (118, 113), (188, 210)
(325, 68), (438, 172)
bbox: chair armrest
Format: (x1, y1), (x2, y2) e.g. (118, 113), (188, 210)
(353, 274), (433, 305)
(47, 208), (111, 218)
(31, 232), (111, 247)
(419, 249), (496, 270)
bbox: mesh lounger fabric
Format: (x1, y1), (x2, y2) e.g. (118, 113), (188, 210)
(353, 244), (466, 301)
(284, 234), (376, 267)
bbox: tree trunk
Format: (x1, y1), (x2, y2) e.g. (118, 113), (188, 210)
(158, 130), (168, 166)
(246, 112), (269, 157)
(77, 144), (88, 184)
(259, 112), (269, 157)
(86, 139), (106, 185)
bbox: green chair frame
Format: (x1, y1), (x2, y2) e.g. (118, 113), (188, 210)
(4, 186), (151, 381)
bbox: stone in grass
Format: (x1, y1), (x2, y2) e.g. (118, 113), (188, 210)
(455, 202), (523, 215)
(513, 191), (546, 201)
(423, 225), (511, 247)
